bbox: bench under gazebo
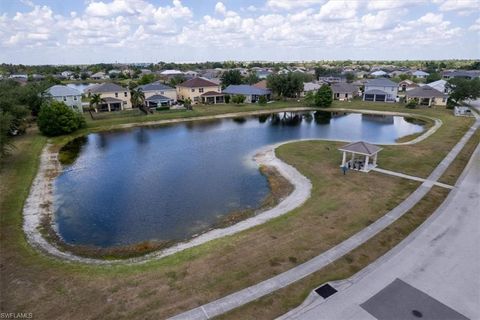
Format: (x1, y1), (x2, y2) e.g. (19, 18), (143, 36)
(339, 141), (382, 173)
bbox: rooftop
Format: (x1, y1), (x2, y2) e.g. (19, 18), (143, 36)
(366, 78), (397, 87)
(138, 81), (174, 92)
(406, 85), (445, 98)
(86, 82), (126, 93)
(339, 141), (382, 156)
(45, 85), (81, 97)
(178, 77), (219, 88)
(331, 82), (358, 93)
(222, 84), (271, 96)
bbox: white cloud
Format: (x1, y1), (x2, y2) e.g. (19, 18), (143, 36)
(469, 17), (480, 31)
(367, 0), (424, 11)
(418, 12), (444, 24)
(266, 0), (324, 10)
(317, 0), (359, 20)
(361, 10), (401, 31)
(438, 0), (480, 12)
(215, 2), (227, 15)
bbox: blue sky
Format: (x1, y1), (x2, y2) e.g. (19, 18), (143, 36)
(0, 0), (479, 65)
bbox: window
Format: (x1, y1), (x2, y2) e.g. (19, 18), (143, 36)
(199, 88), (204, 93)
(73, 96), (77, 101)
(160, 91), (164, 95)
(191, 88), (195, 92)
(63, 97), (67, 101)
(115, 92), (118, 97)
(124, 92), (127, 97)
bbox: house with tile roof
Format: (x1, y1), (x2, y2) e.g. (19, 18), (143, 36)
(138, 81), (176, 107)
(85, 82), (131, 111)
(331, 83), (359, 101)
(176, 77), (222, 104)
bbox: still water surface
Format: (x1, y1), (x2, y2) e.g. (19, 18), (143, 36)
(54, 111), (424, 248)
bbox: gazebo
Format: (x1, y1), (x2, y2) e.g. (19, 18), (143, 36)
(338, 141), (382, 173)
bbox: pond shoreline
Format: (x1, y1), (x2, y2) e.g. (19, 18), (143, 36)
(22, 108), (441, 265)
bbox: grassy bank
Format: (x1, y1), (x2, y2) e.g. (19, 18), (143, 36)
(0, 101), (475, 319)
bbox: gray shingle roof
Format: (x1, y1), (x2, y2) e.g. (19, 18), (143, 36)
(222, 85), (270, 96)
(45, 85), (81, 97)
(338, 141), (382, 156)
(145, 94), (172, 101)
(406, 85), (445, 98)
(86, 82), (126, 93)
(366, 78), (397, 87)
(331, 83), (358, 94)
(365, 89), (389, 95)
(138, 81), (174, 92)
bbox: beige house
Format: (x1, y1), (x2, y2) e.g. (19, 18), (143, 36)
(86, 83), (132, 111)
(331, 83), (359, 101)
(176, 77), (221, 104)
(405, 85), (447, 107)
(138, 81), (176, 107)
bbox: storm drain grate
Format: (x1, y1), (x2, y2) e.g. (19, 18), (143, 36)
(314, 283), (338, 299)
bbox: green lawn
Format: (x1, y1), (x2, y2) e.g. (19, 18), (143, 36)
(0, 101), (477, 319)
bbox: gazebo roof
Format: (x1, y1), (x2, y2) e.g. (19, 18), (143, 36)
(338, 141), (382, 156)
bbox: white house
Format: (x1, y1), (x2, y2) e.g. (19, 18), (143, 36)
(91, 72), (107, 80)
(427, 79), (449, 94)
(45, 85), (83, 112)
(370, 70), (387, 77)
(363, 78), (398, 102)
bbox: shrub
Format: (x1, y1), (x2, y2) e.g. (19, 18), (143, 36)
(315, 85), (333, 107)
(225, 95), (231, 104)
(231, 94), (246, 104)
(258, 95), (267, 105)
(155, 106), (170, 111)
(405, 98), (418, 109)
(37, 101), (86, 136)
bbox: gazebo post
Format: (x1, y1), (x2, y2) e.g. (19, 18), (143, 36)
(373, 153), (378, 167)
(341, 151), (346, 166)
(364, 155), (370, 172)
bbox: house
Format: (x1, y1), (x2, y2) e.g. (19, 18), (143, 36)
(442, 70), (480, 80)
(398, 80), (418, 92)
(200, 91), (225, 104)
(61, 71), (73, 78)
(411, 70), (429, 79)
(363, 78), (398, 102)
(389, 70), (407, 78)
(45, 85), (83, 112)
(427, 79), (449, 94)
(184, 70), (199, 78)
(301, 82), (321, 97)
(91, 72), (106, 80)
(222, 85), (271, 103)
(370, 70), (387, 77)
(405, 85), (447, 107)
(176, 77), (221, 104)
(138, 81), (176, 107)
(85, 83), (132, 111)
(331, 83), (359, 101)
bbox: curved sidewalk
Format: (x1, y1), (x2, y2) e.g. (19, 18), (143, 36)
(282, 141), (480, 320)
(169, 116), (479, 319)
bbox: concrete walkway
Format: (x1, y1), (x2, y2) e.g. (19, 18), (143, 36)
(168, 117), (479, 319)
(371, 167), (454, 189)
(281, 143), (480, 320)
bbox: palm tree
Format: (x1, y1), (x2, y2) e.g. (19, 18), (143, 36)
(130, 88), (145, 109)
(88, 93), (104, 120)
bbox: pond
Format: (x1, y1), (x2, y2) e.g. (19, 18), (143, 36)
(66, 82), (96, 93)
(54, 111), (425, 249)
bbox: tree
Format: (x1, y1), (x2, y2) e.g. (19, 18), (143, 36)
(138, 74), (156, 85)
(0, 111), (15, 160)
(345, 73), (355, 83)
(37, 101), (86, 136)
(267, 73), (304, 98)
(244, 73), (260, 85)
(130, 88), (146, 109)
(258, 95), (267, 105)
(88, 93), (104, 119)
(224, 95), (231, 104)
(231, 95), (246, 104)
(447, 78), (480, 105)
(406, 98), (418, 109)
(221, 70), (243, 88)
(80, 72), (88, 80)
(315, 85), (333, 108)
(426, 72), (441, 83)
(304, 91), (316, 107)
(183, 97), (193, 110)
